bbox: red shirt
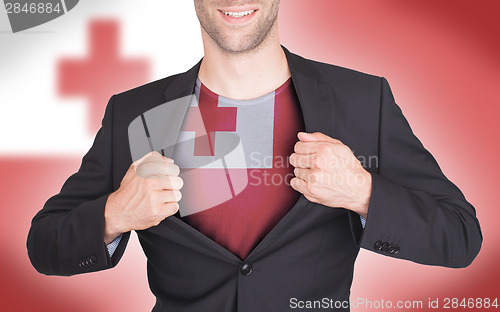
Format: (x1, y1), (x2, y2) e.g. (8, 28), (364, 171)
(180, 78), (305, 259)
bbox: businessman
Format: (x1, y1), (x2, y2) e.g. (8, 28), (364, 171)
(27, 1), (482, 311)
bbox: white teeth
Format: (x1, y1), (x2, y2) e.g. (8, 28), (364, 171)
(222, 10), (255, 18)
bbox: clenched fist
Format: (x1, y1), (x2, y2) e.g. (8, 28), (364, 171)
(289, 132), (371, 218)
(104, 151), (184, 244)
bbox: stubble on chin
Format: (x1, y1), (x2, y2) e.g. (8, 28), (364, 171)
(195, 1), (280, 55)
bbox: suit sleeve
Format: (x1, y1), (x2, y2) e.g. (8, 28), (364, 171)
(27, 95), (130, 276)
(357, 77), (482, 268)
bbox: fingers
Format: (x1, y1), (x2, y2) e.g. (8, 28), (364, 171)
(294, 133), (344, 156)
(293, 167), (307, 180)
(293, 167), (312, 182)
(290, 177), (317, 202)
(289, 153), (316, 169)
(290, 176), (306, 193)
(162, 202), (180, 216)
(294, 141), (341, 154)
(143, 175), (183, 193)
(297, 132), (342, 144)
(158, 189), (182, 203)
(160, 176), (184, 190)
(294, 141), (316, 154)
(136, 160), (180, 178)
(164, 158), (174, 163)
(294, 167), (324, 186)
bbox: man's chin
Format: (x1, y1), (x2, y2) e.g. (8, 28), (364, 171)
(216, 35), (267, 55)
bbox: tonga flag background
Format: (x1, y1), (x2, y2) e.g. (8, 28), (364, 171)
(0, 1), (498, 311)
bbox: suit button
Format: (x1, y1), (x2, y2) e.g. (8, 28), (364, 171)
(89, 256), (97, 265)
(240, 263), (253, 276)
(392, 245), (400, 254)
(381, 242), (389, 252)
(387, 244), (395, 254)
(79, 259), (87, 268)
(387, 244), (393, 252)
(374, 241), (383, 251)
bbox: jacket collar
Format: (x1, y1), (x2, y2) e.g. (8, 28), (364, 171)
(283, 46), (336, 136)
(163, 45), (336, 137)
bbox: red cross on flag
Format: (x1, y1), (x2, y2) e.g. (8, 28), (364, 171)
(184, 98), (237, 156)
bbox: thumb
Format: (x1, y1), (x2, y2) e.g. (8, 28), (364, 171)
(297, 132), (340, 143)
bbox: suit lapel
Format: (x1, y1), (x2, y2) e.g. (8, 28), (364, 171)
(159, 60), (202, 158)
(163, 60), (201, 102)
(283, 46), (336, 137)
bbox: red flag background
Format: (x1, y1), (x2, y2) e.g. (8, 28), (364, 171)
(0, 1), (498, 311)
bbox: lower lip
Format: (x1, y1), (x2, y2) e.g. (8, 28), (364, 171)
(218, 10), (258, 24)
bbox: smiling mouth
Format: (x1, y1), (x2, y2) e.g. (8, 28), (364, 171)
(220, 9), (257, 18)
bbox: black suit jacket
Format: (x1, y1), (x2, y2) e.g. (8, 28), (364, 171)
(27, 47), (482, 311)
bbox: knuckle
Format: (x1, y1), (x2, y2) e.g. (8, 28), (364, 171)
(154, 178), (167, 190)
(309, 171), (318, 184)
(145, 192), (154, 203)
(142, 177), (156, 188)
(310, 167), (322, 177)
(340, 144), (352, 155)
(312, 156), (322, 168)
(150, 192), (162, 205)
(317, 144), (329, 154)
(324, 145), (337, 158)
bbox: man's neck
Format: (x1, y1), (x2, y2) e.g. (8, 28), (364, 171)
(198, 29), (291, 100)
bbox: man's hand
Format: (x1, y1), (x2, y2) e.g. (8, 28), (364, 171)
(104, 151), (183, 244)
(289, 132), (371, 218)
